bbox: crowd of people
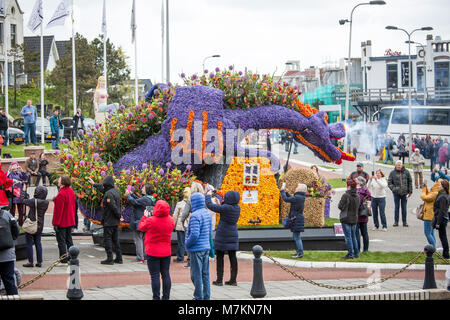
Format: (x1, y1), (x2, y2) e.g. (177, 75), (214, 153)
(338, 161), (449, 260)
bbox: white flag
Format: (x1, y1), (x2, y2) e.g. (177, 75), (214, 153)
(102, 0), (107, 38)
(131, 0), (136, 43)
(47, 0), (71, 29)
(27, 0), (43, 33)
(0, 0), (6, 17)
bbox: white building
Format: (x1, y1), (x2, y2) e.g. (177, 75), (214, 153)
(0, 0), (25, 87)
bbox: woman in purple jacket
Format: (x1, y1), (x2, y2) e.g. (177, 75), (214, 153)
(7, 162), (29, 226)
(355, 176), (371, 253)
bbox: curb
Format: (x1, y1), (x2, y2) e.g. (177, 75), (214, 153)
(236, 252), (449, 271)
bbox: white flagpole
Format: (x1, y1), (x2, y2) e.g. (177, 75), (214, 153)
(40, 22), (44, 144)
(71, 0), (76, 116)
(3, 12), (8, 117)
(133, 0), (138, 105)
(161, 0), (164, 83)
(165, 0), (169, 83)
(103, 0), (107, 89)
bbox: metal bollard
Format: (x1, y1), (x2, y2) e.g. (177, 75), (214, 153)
(423, 245), (437, 290)
(66, 246), (84, 300)
(446, 265), (450, 291)
(250, 245), (267, 298)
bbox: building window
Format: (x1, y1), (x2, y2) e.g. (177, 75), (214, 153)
(386, 64), (398, 90)
(10, 24), (16, 47)
(401, 61), (413, 87)
(417, 66), (425, 91)
(435, 62), (449, 89)
(391, 108), (409, 125)
(0, 23), (3, 44)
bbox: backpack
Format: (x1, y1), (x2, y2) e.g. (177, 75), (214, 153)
(0, 211), (14, 251)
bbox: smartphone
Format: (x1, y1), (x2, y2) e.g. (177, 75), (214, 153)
(145, 206), (154, 216)
(372, 171), (375, 176)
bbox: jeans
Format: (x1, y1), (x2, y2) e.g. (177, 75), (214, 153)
(36, 170), (51, 186)
(393, 194), (408, 224)
(437, 219), (449, 258)
(384, 149), (394, 164)
(0, 129), (9, 146)
(355, 222), (369, 252)
(24, 122), (37, 145)
(215, 250), (238, 283)
(103, 226), (122, 261)
(285, 140), (298, 153)
(51, 131), (59, 150)
(55, 227), (73, 263)
(189, 250), (210, 300)
(26, 231), (43, 264)
(372, 197), (387, 229)
(11, 203), (25, 226)
(423, 220), (436, 249)
(0, 261), (18, 295)
(147, 256), (171, 300)
(342, 223), (359, 257)
(176, 231), (186, 262)
(292, 232), (304, 255)
(133, 230), (145, 261)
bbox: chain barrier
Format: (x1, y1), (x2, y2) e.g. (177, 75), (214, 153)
(262, 251), (430, 291)
(18, 254), (69, 290)
(433, 251), (450, 265)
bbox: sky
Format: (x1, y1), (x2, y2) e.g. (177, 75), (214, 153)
(20, 0), (450, 87)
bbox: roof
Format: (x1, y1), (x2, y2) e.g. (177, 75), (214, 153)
(56, 41), (71, 60)
(24, 36), (57, 70)
(284, 70), (301, 77)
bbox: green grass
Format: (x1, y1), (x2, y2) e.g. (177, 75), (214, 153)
(326, 178), (347, 189)
(377, 160), (430, 170)
(2, 143), (53, 158)
(263, 250), (448, 265)
(319, 165), (337, 170)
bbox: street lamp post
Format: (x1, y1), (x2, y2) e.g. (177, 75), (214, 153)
(202, 55), (221, 72)
(339, 1), (386, 180)
(386, 26), (433, 163)
(406, 40), (427, 106)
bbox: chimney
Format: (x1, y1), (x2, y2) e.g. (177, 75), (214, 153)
(426, 34), (433, 41)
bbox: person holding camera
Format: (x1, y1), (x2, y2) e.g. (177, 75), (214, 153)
(172, 187), (191, 263)
(126, 183), (156, 263)
(0, 204), (20, 295)
(411, 148), (425, 189)
(433, 180), (449, 259)
(138, 200), (174, 300)
(368, 170), (388, 231)
(421, 180), (440, 249)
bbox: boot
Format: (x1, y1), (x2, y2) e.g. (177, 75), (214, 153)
(114, 257), (123, 264)
(101, 259), (114, 265)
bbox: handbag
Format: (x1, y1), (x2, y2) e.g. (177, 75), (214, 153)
(23, 199), (38, 235)
(359, 200), (372, 217)
(13, 186), (21, 198)
(415, 203), (424, 221)
(282, 214), (296, 229)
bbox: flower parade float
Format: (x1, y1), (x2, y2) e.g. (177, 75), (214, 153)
(57, 68), (353, 253)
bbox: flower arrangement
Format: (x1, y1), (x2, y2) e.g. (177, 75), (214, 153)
(307, 175), (335, 199)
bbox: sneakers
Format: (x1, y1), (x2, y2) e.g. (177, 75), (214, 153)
(372, 227), (379, 231)
(173, 258), (184, 263)
(23, 263), (34, 268)
(381, 227), (388, 232)
(101, 260), (114, 265)
(292, 254), (304, 259)
(403, 223), (409, 227)
(225, 281), (237, 286)
(212, 281), (223, 286)
(135, 260), (145, 263)
(36, 263), (42, 268)
(393, 222), (399, 227)
(183, 263), (190, 268)
(341, 255), (353, 260)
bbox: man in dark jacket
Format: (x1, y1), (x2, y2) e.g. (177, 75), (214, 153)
(205, 190), (241, 286)
(433, 180), (449, 259)
(338, 179), (360, 259)
(348, 163), (370, 183)
(388, 161), (413, 227)
(126, 183), (155, 262)
(280, 183), (306, 259)
(89, 175), (123, 265)
(73, 109), (85, 139)
(0, 110), (9, 147)
(384, 135), (395, 164)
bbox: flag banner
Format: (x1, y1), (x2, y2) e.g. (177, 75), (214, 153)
(27, 0), (43, 33)
(102, 0), (107, 38)
(0, 0), (6, 17)
(131, 0), (136, 43)
(47, 0), (71, 29)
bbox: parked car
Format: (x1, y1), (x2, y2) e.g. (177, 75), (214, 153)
(7, 127), (25, 145)
(12, 117), (53, 143)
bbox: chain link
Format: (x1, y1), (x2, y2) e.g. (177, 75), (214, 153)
(18, 254), (69, 290)
(262, 251), (426, 291)
(433, 251), (450, 265)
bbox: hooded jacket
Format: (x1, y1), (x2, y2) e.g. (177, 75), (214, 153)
(138, 200), (174, 257)
(0, 168), (13, 207)
(421, 180), (441, 221)
(205, 191), (241, 251)
(23, 186), (49, 233)
(94, 176), (122, 227)
(433, 190), (450, 227)
(185, 193), (212, 252)
(280, 190), (306, 233)
(338, 188), (360, 225)
(357, 187), (371, 223)
(388, 166), (413, 196)
(52, 186), (76, 228)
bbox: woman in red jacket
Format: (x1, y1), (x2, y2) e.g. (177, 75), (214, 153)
(138, 200), (175, 300)
(52, 175), (76, 264)
(0, 164), (13, 208)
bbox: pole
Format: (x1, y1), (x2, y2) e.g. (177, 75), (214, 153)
(71, 0), (76, 115)
(134, 17), (138, 105)
(3, 12), (8, 117)
(40, 23), (44, 144)
(165, 0), (169, 83)
(407, 33), (412, 164)
(161, 0), (164, 82)
(103, 35), (107, 89)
